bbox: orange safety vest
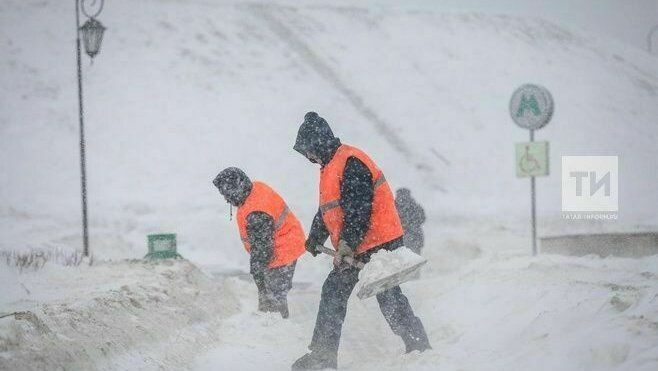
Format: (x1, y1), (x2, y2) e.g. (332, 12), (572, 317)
(237, 181), (306, 268)
(319, 144), (404, 255)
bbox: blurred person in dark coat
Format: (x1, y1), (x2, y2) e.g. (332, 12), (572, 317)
(395, 188), (426, 255)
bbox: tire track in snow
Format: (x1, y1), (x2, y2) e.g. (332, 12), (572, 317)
(254, 5), (446, 192)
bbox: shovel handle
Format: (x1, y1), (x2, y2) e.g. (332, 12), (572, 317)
(316, 245), (365, 270)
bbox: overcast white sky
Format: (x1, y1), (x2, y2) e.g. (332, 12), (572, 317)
(281, 0), (658, 52)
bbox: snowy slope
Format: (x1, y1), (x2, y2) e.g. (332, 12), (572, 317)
(1, 1), (658, 264)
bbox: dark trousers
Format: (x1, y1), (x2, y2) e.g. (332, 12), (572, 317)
(309, 260), (427, 354)
(256, 262), (296, 307)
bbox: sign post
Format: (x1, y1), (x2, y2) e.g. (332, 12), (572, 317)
(510, 84), (553, 255)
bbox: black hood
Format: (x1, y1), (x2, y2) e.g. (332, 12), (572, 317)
(396, 188), (411, 199)
(293, 112), (341, 166)
(213, 167), (252, 207)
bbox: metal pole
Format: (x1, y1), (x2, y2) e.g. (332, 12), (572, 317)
(529, 130), (537, 256)
(649, 25), (656, 53)
(76, 0), (90, 257)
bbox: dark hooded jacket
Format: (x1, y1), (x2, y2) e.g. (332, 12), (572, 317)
(294, 112), (403, 253)
(395, 188), (426, 254)
(213, 168), (275, 281)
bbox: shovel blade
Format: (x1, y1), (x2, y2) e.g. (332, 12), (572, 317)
(356, 259), (427, 299)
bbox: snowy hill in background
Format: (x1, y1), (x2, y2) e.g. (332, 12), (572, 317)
(1, 0), (657, 264)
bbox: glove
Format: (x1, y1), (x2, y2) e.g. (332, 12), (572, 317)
(305, 238), (320, 257)
(333, 239), (354, 267)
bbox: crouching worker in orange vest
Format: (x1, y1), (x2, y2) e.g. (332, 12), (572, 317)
(291, 112), (431, 369)
(213, 167), (306, 318)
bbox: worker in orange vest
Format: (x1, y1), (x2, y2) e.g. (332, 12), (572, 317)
(291, 112), (431, 369)
(213, 167), (306, 318)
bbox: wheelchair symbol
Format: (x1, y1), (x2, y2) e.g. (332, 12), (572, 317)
(519, 145), (540, 174)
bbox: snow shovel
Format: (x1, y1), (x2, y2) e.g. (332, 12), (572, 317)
(316, 245), (427, 300)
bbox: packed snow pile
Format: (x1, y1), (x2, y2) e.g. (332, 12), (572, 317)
(0, 259), (239, 370)
(356, 247), (427, 299)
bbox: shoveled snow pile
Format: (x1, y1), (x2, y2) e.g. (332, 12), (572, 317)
(356, 247), (427, 299)
(0, 259), (239, 370)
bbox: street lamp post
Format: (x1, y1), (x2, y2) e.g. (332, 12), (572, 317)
(75, 0), (106, 257)
(649, 24), (658, 53)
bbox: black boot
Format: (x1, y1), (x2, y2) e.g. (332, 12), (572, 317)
(291, 350), (337, 370)
(402, 318), (432, 353)
(403, 334), (432, 353)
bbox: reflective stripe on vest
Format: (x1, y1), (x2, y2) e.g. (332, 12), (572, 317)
(274, 206), (290, 229)
(319, 199), (340, 213)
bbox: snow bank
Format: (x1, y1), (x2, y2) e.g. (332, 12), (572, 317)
(0, 260), (239, 370)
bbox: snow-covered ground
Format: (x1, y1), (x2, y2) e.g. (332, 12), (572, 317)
(3, 226), (656, 370)
(1, 0), (658, 370)
(193, 227), (658, 371)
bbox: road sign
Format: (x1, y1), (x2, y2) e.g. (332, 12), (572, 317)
(509, 84), (554, 130)
(515, 141), (549, 178)
(510, 84), (554, 257)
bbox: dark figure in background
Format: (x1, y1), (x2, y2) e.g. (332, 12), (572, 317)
(395, 188), (426, 255)
(291, 112), (431, 370)
(213, 167), (306, 318)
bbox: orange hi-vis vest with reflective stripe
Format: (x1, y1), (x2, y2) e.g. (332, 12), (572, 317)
(319, 144), (404, 255)
(237, 181), (306, 268)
